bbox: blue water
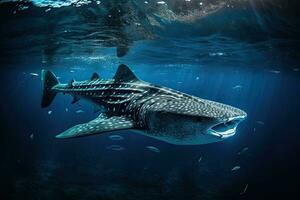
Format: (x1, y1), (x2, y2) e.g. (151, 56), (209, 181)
(1, 0), (300, 199)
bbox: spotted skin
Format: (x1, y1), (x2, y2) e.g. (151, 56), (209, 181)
(43, 64), (247, 145)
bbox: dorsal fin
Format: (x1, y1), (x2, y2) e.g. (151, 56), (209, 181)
(113, 64), (139, 82)
(90, 72), (100, 81)
(68, 79), (75, 87)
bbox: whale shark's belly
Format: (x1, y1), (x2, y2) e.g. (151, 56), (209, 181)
(139, 111), (222, 145)
(135, 129), (222, 145)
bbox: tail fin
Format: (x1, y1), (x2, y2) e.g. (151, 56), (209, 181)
(41, 70), (59, 108)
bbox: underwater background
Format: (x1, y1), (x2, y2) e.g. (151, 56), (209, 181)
(0, 0), (299, 199)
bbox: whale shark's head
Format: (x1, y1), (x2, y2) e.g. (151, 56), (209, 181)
(144, 97), (247, 145)
(200, 99), (247, 140)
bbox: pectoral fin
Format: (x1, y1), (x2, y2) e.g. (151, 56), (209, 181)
(56, 115), (134, 139)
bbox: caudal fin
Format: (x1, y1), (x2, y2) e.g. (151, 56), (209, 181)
(41, 70), (59, 108)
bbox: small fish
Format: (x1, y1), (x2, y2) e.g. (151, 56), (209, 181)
(65, 108), (69, 112)
(157, 1), (166, 4)
(19, 5), (29, 11)
(146, 146), (160, 153)
(76, 109), (84, 113)
(232, 85), (243, 90)
(238, 147), (249, 155)
(48, 110), (52, 115)
(231, 166), (241, 171)
(256, 121), (264, 125)
(108, 135), (124, 141)
(29, 133), (34, 140)
(195, 77), (199, 80)
(106, 145), (125, 151)
(209, 52), (224, 56)
(198, 156), (202, 163)
(293, 68), (299, 72)
(240, 184), (248, 195)
(30, 73), (39, 77)
(269, 70), (280, 74)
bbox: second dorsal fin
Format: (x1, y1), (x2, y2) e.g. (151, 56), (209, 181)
(113, 64), (139, 82)
(90, 72), (100, 81)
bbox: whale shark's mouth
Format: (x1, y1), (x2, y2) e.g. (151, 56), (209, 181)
(209, 117), (244, 138)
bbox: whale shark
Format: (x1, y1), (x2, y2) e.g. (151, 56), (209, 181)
(41, 64), (246, 145)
